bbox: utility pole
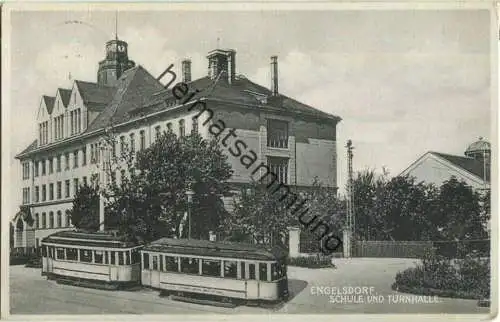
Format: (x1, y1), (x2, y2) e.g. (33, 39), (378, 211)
(345, 140), (355, 257)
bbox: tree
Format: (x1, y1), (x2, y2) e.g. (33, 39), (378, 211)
(69, 184), (100, 231)
(430, 177), (489, 241)
(104, 131), (233, 242)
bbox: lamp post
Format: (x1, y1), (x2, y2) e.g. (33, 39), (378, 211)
(186, 187), (194, 239)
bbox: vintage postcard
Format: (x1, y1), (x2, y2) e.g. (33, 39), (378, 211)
(1, 2), (497, 321)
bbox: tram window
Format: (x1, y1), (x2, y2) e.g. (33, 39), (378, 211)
(67, 248), (78, 261)
(223, 261), (237, 279)
(241, 262), (246, 279)
(152, 256), (158, 270)
(165, 256), (178, 272)
(56, 248), (65, 260)
(143, 253), (149, 269)
(125, 251), (130, 265)
(259, 263), (268, 281)
(159, 255), (164, 272)
(118, 252), (124, 265)
(181, 257), (199, 275)
(202, 259), (221, 277)
(104, 252), (109, 264)
(110, 251), (116, 265)
(80, 249), (92, 263)
(271, 263), (279, 280)
(248, 264), (256, 280)
(42, 246), (47, 257)
(94, 251), (104, 264)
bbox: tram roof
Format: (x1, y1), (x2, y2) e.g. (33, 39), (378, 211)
(41, 230), (141, 248)
(143, 238), (288, 261)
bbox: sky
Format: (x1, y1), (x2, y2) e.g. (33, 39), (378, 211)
(6, 8), (493, 218)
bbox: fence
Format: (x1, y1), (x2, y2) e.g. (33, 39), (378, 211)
(353, 241), (434, 258)
(353, 240), (491, 259)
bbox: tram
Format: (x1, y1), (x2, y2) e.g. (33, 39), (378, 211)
(41, 230), (143, 289)
(140, 238), (289, 303)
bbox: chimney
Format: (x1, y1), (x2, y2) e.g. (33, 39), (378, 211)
(181, 59), (192, 83)
(271, 56), (278, 96)
(207, 49), (236, 84)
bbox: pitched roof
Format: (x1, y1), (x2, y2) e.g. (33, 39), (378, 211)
(42, 96), (55, 114)
(431, 152), (490, 182)
(75, 80), (117, 109)
(58, 88), (72, 107)
(16, 140), (38, 159)
(141, 75), (340, 121)
(86, 65), (165, 132)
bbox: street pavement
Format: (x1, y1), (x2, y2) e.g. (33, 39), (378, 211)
(9, 258), (491, 315)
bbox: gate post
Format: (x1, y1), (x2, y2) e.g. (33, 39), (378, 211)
(288, 227), (300, 258)
(343, 229), (352, 258)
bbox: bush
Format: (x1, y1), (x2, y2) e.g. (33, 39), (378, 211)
(392, 250), (490, 299)
(288, 255), (335, 268)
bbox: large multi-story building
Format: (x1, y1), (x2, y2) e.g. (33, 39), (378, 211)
(13, 37), (341, 249)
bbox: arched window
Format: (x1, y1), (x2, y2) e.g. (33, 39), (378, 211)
(66, 210), (71, 227)
(35, 213), (39, 229)
(42, 213), (46, 229)
(57, 211), (62, 228)
(16, 218), (24, 232)
(49, 212), (54, 228)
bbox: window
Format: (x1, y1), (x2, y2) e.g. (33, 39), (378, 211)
(159, 255), (163, 271)
(49, 212), (54, 228)
(22, 162), (30, 180)
(267, 157), (289, 184)
(42, 185), (47, 201)
(152, 255), (158, 270)
(248, 263), (256, 280)
(73, 150), (79, 168)
(202, 259), (221, 277)
(65, 180), (70, 198)
(223, 260), (238, 278)
(57, 211), (62, 227)
(82, 147), (87, 166)
(34, 161), (39, 177)
(41, 213), (46, 228)
(49, 183), (54, 200)
(22, 188), (30, 204)
(139, 130), (145, 150)
(241, 261), (246, 279)
(83, 176), (87, 186)
(65, 211), (71, 227)
(192, 117), (198, 134)
(179, 119), (185, 137)
(56, 155), (61, 172)
(118, 252), (124, 265)
(181, 257), (199, 274)
(104, 252), (109, 264)
(143, 252), (149, 269)
(56, 248), (65, 260)
(80, 249), (92, 263)
(73, 178), (79, 195)
(65, 153), (70, 170)
(130, 133), (135, 153)
(35, 213), (39, 229)
(67, 248), (78, 261)
(271, 262), (285, 281)
(267, 119), (289, 148)
(35, 186), (39, 202)
(57, 182), (62, 199)
(120, 136), (125, 154)
(126, 251), (131, 265)
(166, 122), (173, 133)
(259, 263), (268, 281)
(155, 126), (161, 139)
(165, 256), (178, 272)
(94, 250), (104, 264)
(41, 160), (46, 175)
(49, 159), (54, 174)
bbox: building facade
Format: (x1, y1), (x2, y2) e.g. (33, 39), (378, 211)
(13, 37), (341, 249)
